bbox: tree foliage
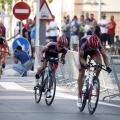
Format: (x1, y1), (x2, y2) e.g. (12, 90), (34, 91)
(48, 0), (53, 4)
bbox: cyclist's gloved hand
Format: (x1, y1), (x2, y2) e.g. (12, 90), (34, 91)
(41, 57), (45, 62)
(83, 64), (89, 69)
(106, 67), (112, 73)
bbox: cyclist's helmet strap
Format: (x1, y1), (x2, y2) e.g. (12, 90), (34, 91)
(57, 35), (68, 46)
(88, 34), (101, 49)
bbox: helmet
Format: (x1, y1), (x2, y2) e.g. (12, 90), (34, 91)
(57, 35), (68, 46)
(88, 35), (101, 49)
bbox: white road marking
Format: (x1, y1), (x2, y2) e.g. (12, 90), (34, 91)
(0, 82), (26, 91)
(15, 9), (29, 14)
(0, 82), (120, 108)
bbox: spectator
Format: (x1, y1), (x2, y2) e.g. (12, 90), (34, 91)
(106, 15), (116, 54)
(46, 21), (51, 43)
(13, 46), (33, 77)
(47, 16), (58, 42)
(26, 19), (34, 58)
(24, 18), (29, 29)
(91, 20), (101, 38)
(99, 13), (108, 47)
(61, 18), (70, 49)
(14, 21), (20, 39)
(84, 12), (91, 24)
(79, 15), (85, 39)
(90, 13), (95, 21)
(66, 15), (72, 25)
(7, 22), (29, 42)
(114, 35), (120, 55)
(70, 16), (80, 51)
(84, 19), (92, 36)
(30, 21), (36, 58)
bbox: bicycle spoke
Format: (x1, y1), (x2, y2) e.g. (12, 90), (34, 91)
(44, 75), (56, 106)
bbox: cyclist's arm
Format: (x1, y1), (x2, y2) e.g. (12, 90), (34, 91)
(100, 50), (109, 67)
(79, 51), (87, 66)
(40, 47), (48, 60)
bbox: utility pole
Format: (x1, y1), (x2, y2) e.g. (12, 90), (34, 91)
(98, 0), (101, 23)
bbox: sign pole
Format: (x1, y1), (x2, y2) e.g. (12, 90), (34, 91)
(35, 0), (40, 65)
(98, 0), (101, 23)
(20, 0), (23, 37)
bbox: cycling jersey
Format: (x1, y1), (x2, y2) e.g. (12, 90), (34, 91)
(78, 35), (104, 69)
(44, 42), (68, 63)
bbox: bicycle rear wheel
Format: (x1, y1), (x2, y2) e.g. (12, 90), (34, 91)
(44, 73), (56, 106)
(34, 72), (44, 103)
(88, 76), (100, 114)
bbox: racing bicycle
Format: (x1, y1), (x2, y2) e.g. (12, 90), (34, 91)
(34, 57), (59, 106)
(79, 57), (107, 114)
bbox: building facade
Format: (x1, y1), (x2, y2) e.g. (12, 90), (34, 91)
(48, 0), (120, 35)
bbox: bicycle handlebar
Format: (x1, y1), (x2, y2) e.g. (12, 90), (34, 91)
(87, 56), (107, 72)
(88, 62), (107, 71)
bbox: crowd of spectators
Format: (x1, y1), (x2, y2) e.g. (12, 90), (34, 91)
(58, 12), (118, 55)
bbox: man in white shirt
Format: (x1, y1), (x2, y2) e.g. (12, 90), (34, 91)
(47, 16), (58, 42)
(99, 13), (108, 47)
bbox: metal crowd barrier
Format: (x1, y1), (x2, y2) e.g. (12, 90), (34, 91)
(101, 55), (120, 101)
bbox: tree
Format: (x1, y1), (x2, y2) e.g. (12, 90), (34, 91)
(48, 0), (54, 4)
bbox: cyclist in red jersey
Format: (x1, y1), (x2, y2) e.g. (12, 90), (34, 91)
(77, 34), (112, 107)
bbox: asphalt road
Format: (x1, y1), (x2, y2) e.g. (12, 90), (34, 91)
(0, 74), (120, 120)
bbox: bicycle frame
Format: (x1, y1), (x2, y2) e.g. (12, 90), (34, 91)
(84, 67), (97, 99)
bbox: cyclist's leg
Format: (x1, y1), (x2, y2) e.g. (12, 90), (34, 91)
(1, 45), (6, 68)
(5, 42), (10, 58)
(34, 61), (47, 87)
(78, 68), (85, 97)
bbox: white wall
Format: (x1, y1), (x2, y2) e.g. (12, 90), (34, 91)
(82, 0), (120, 12)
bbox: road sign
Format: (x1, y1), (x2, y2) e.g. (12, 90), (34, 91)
(12, 37), (30, 52)
(13, 2), (31, 20)
(39, 0), (54, 21)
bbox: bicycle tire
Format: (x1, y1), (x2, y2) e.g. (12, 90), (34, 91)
(79, 91), (87, 112)
(88, 76), (100, 114)
(44, 73), (56, 106)
(34, 72), (44, 103)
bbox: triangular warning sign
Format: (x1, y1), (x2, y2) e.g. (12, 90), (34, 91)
(39, 0), (54, 21)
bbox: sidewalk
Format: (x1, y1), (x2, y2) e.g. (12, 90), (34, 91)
(2, 57), (38, 77)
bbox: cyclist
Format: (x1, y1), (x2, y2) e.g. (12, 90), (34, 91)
(0, 30), (9, 68)
(34, 35), (68, 97)
(77, 34), (112, 107)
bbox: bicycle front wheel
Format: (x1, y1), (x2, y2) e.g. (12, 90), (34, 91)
(34, 72), (44, 103)
(44, 73), (56, 106)
(79, 90), (87, 112)
(88, 76), (100, 114)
